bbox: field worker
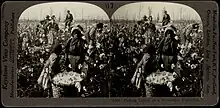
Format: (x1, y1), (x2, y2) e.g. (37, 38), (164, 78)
(41, 15), (51, 24)
(47, 15), (59, 46)
(37, 42), (63, 98)
(147, 16), (156, 31)
(40, 15), (51, 36)
(36, 24), (41, 36)
(136, 20), (146, 35)
(48, 15), (59, 31)
(162, 10), (171, 26)
(141, 15), (148, 22)
(181, 23), (200, 46)
(85, 23), (104, 43)
(131, 44), (159, 97)
(64, 26), (88, 72)
(144, 16), (156, 44)
(158, 25), (178, 72)
(65, 10), (74, 29)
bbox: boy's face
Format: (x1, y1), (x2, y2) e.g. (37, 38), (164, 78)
(164, 11), (167, 14)
(193, 28), (199, 33)
(148, 17), (152, 22)
(97, 28), (103, 33)
(72, 31), (78, 37)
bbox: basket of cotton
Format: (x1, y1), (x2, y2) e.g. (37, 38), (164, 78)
(144, 70), (176, 97)
(51, 71), (84, 98)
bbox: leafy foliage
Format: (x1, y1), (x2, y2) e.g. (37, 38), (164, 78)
(17, 20), (203, 97)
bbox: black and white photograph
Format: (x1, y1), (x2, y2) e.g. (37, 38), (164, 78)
(17, 2), (204, 98)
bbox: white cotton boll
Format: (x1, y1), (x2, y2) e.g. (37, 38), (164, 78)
(39, 38), (43, 43)
(83, 86), (87, 92)
(42, 50), (45, 54)
(46, 48), (50, 52)
(90, 78), (93, 82)
(191, 53), (196, 58)
(182, 77), (185, 81)
(177, 44), (181, 48)
(188, 43), (192, 48)
(138, 68), (142, 73)
(140, 48), (143, 52)
(146, 76), (150, 82)
(177, 55), (183, 61)
(199, 58), (204, 63)
(99, 53), (105, 58)
(187, 59), (191, 63)
(22, 66), (28, 70)
(26, 43), (29, 47)
(82, 36), (86, 40)
(187, 63), (191, 67)
(99, 64), (104, 69)
(171, 64), (175, 70)
(174, 36), (179, 40)
(191, 53), (197, 58)
(175, 86), (180, 91)
(40, 58), (44, 63)
(191, 64), (197, 69)
(88, 44), (93, 49)
(65, 28), (68, 32)
(84, 44), (88, 48)
(117, 67), (121, 70)
(28, 68), (33, 72)
(68, 64), (72, 68)
(75, 82), (81, 92)
(78, 64), (82, 69)
(198, 30), (203, 33)
(161, 64), (164, 68)
(87, 50), (91, 55)
(189, 74), (192, 77)
(167, 82), (173, 92)
(96, 43), (101, 48)
(85, 56), (89, 61)
(181, 44), (185, 49)
(173, 72), (178, 78)
(180, 49), (184, 55)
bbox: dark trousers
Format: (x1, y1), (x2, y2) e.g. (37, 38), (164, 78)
(162, 21), (169, 26)
(161, 55), (175, 72)
(68, 55), (80, 72)
(65, 21), (72, 28)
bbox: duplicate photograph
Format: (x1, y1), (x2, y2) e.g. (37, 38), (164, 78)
(111, 2), (204, 97)
(17, 2), (110, 98)
(17, 2), (204, 98)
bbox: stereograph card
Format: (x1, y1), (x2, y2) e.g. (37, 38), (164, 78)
(1, 1), (219, 107)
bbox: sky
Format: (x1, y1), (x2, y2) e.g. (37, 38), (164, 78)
(112, 2), (201, 21)
(19, 2), (109, 21)
(19, 2), (201, 21)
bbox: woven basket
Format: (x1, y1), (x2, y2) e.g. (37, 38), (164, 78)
(51, 71), (83, 98)
(144, 71), (176, 97)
